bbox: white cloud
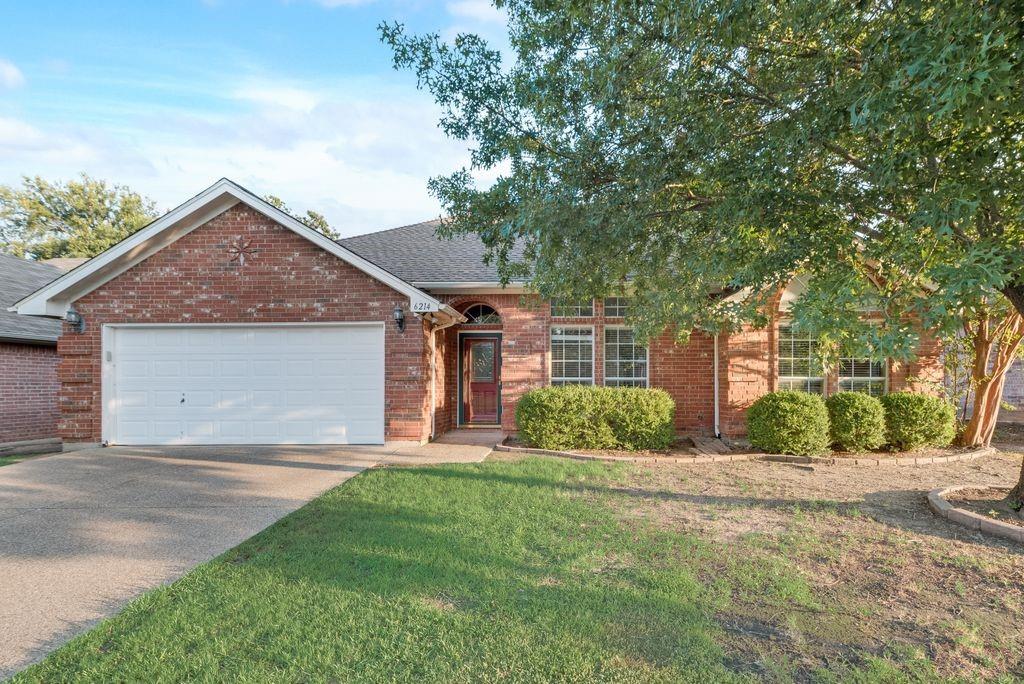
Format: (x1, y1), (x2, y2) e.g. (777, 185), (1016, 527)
(446, 0), (507, 24)
(0, 76), (483, 236)
(232, 83), (321, 113)
(0, 59), (25, 89)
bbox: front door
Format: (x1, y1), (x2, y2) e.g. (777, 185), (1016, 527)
(461, 336), (500, 424)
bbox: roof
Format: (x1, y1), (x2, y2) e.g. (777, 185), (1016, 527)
(0, 254), (65, 343)
(13, 179), (461, 325)
(340, 220), (528, 286)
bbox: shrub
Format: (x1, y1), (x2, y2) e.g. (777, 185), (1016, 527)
(746, 391), (830, 456)
(826, 392), (887, 452)
(880, 392), (956, 451)
(515, 385), (675, 451)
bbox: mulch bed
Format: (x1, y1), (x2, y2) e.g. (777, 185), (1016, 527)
(945, 487), (1024, 529)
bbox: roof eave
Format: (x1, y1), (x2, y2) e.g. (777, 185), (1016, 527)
(14, 178), (445, 318)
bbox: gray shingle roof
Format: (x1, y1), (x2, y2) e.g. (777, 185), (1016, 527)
(339, 220), (527, 284)
(0, 254), (64, 344)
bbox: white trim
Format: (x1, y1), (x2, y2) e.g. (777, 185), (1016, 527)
(549, 324), (596, 385)
(601, 324), (649, 387)
(415, 281), (529, 293)
(550, 298), (595, 319)
(13, 178), (445, 319)
(101, 321), (386, 446)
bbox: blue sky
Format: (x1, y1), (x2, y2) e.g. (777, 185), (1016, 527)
(0, 0), (508, 236)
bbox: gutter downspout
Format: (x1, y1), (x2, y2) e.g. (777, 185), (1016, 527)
(713, 333), (721, 438)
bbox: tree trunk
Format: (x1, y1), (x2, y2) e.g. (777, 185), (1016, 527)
(958, 310), (1023, 448)
(1008, 457), (1024, 512)
(1002, 282), (1024, 320)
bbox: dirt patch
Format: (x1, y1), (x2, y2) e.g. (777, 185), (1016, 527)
(830, 446), (978, 460)
(947, 486), (1024, 529)
(605, 447), (1024, 680)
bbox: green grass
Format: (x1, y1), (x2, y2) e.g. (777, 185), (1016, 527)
(0, 454), (29, 467)
(14, 457), (945, 682)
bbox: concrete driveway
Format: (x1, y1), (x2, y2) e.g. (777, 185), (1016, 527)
(0, 439), (491, 678)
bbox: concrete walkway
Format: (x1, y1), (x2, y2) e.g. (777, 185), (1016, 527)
(0, 438), (492, 678)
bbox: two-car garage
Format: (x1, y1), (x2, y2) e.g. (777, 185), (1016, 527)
(105, 324), (386, 445)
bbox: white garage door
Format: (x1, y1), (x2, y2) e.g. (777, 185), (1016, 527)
(107, 324), (385, 445)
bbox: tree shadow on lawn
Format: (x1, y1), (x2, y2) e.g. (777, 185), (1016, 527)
(413, 465), (1024, 554)
(17, 458), (964, 682)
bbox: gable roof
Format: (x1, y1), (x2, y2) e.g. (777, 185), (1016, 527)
(12, 179), (459, 323)
(340, 220), (528, 287)
(0, 254), (66, 344)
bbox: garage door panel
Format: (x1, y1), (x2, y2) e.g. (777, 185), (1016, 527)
(110, 324), (385, 445)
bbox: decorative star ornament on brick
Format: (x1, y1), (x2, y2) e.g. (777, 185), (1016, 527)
(227, 237), (256, 267)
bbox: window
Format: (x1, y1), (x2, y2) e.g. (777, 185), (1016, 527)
(550, 298), (594, 318)
(777, 325), (824, 394)
(463, 303), (500, 325)
(839, 358), (887, 396)
(603, 297), (631, 318)
(604, 327), (648, 387)
(550, 327), (594, 385)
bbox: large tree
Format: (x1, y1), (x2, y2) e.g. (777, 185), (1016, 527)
(0, 174), (158, 259)
(264, 195), (340, 240)
(382, 0), (1024, 498)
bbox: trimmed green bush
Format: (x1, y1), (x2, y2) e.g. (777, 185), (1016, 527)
(880, 392), (956, 451)
(516, 385), (675, 451)
(746, 391), (830, 456)
(826, 392), (886, 452)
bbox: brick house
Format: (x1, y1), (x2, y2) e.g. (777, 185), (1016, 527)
(14, 179), (942, 448)
(0, 255), (68, 446)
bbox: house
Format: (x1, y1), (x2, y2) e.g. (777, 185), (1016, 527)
(0, 255), (76, 448)
(1005, 360), (1023, 409)
(13, 179), (942, 448)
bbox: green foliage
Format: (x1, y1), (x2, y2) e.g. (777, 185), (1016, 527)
(880, 393), (956, 451)
(0, 174), (157, 259)
(747, 391), (830, 456)
(264, 194), (339, 240)
(825, 392), (886, 452)
(381, 1), (1024, 352)
(515, 385), (675, 451)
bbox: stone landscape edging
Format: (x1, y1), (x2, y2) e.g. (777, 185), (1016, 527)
(495, 441), (994, 467)
(492, 441), (758, 464)
(927, 483), (1024, 544)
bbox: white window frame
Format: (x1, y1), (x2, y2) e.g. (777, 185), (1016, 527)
(838, 357), (888, 396)
(549, 325), (595, 385)
(776, 324), (825, 394)
(603, 297), (631, 318)
(550, 298), (594, 318)
(603, 325), (649, 388)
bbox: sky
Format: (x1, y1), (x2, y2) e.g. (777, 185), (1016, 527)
(0, 0), (509, 236)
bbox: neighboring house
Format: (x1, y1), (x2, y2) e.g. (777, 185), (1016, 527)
(0, 255), (82, 445)
(13, 179), (942, 448)
(1006, 360), (1024, 407)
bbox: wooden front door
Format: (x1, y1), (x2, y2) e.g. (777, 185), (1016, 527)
(462, 336), (500, 424)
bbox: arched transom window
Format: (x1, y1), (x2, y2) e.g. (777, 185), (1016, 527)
(463, 304), (501, 325)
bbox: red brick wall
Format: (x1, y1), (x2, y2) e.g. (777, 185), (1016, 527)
(435, 295), (718, 435)
(431, 293), (944, 439)
(0, 342), (60, 443)
(59, 204), (430, 443)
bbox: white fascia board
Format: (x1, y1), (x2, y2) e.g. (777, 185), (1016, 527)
(415, 281), (530, 295)
(14, 178), (443, 317)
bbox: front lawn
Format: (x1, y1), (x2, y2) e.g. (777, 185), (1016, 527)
(15, 452), (1024, 682)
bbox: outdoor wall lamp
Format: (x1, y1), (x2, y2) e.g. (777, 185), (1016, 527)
(65, 308), (85, 334)
(393, 304), (405, 332)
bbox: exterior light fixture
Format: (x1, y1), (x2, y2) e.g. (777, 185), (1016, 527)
(65, 308), (85, 334)
(393, 304), (405, 332)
